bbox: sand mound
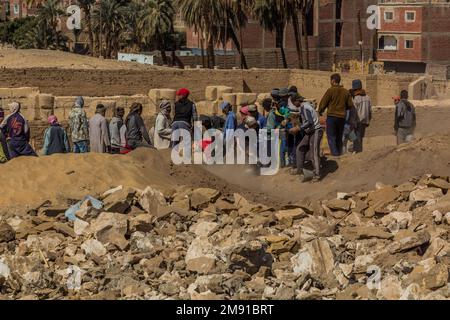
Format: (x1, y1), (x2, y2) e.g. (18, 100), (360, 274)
(1, 131), (449, 213)
(0, 48), (165, 70)
(0, 149), (170, 211)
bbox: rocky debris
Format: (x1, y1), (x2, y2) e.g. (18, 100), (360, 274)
(0, 223), (16, 242)
(410, 188), (444, 203)
(0, 175), (449, 300)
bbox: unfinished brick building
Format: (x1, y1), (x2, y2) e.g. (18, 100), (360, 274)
(186, 0), (379, 70)
(377, 0), (450, 74)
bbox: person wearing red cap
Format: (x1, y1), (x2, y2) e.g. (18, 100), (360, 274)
(171, 88), (198, 148)
(42, 115), (70, 156)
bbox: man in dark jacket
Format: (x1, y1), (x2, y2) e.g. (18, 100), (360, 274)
(43, 115), (70, 155)
(394, 90), (416, 145)
(319, 73), (354, 156)
(126, 102), (153, 150)
(171, 88), (198, 148)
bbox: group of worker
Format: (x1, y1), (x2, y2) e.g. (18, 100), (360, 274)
(0, 75), (417, 184)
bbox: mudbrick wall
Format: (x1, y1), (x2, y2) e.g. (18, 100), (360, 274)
(0, 66), (422, 151)
(0, 67), (420, 107)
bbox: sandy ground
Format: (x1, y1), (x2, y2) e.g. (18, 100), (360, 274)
(1, 127), (449, 215)
(0, 48), (165, 70)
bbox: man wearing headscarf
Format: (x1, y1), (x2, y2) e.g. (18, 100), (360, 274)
(154, 100), (172, 150)
(109, 106), (125, 154)
(89, 104), (110, 153)
(68, 96), (89, 153)
(0, 108), (10, 163)
(237, 105), (250, 131)
(0, 102), (36, 158)
(42, 115), (70, 155)
(125, 102), (153, 150)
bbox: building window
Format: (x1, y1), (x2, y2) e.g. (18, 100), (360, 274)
(405, 11), (416, 22)
(379, 35), (398, 51)
(13, 4), (19, 15)
(405, 39), (414, 49)
(384, 11), (394, 21)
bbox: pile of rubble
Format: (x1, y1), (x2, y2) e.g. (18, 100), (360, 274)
(0, 174), (449, 300)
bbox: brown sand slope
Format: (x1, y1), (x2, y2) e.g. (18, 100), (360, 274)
(0, 131), (449, 213)
(0, 48), (165, 70)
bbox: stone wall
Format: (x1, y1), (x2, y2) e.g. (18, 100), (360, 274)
(0, 67), (425, 108)
(0, 68), (290, 103)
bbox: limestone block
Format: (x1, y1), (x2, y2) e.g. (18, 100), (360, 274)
(221, 93), (237, 107)
(205, 86), (233, 101)
(0, 88), (13, 98)
(236, 93), (257, 106)
(11, 87), (39, 98)
(196, 100), (219, 115)
(37, 94), (55, 110)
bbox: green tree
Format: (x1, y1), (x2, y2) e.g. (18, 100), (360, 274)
(219, 0), (253, 69)
(78, 0), (95, 56)
(176, 0), (225, 68)
(92, 0), (128, 58)
(253, 0), (288, 68)
(37, 0), (64, 49)
(138, 0), (174, 65)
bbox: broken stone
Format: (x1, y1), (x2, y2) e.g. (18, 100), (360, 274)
(410, 188), (444, 202)
(0, 223), (16, 242)
(190, 188), (221, 209)
(341, 226), (394, 241)
(189, 221), (218, 238)
(325, 199), (351, 211)
(377, 275), (403, 300)
(444, 212), (450, 225)
(129, 214), (154, 233)
(138, 186), (167, 216)
(422, 263), (448, 290)
(367, 186), (400, 209)
(52, 222), (76, 238)
(275, 208), (307, 221)
(400, 283), (422, 300)
(37, 206), (66, 217)
(432, 210), (443, 224)
(291, 239), (334, 281)
(427, 178), (450, 190)
(186, 257), (216, 274)
(396, 182), (416, 193)
(387, 230), (431, 254)
(103, 187), (136, 213)
(74, 219), (90, 236)
(81, 239), (107, 257)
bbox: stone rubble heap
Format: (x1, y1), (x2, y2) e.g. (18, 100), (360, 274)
(0, 174), (449, 300)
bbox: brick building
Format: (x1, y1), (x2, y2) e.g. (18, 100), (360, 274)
(185, 0), (379, 70)
(377, 0), (450, 73)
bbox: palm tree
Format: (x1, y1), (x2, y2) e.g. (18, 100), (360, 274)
(176, 0), (224, 68)
(253, 0), (288, 68)
(301, 0), (314, 69)
(78, 0), (95, 56)
(92, 0), (128, 58)
(37, 0), (64, 49)
(123, 0), (144, 52)
(220, 0), (251, 69)
(138, 0), (174, 65)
